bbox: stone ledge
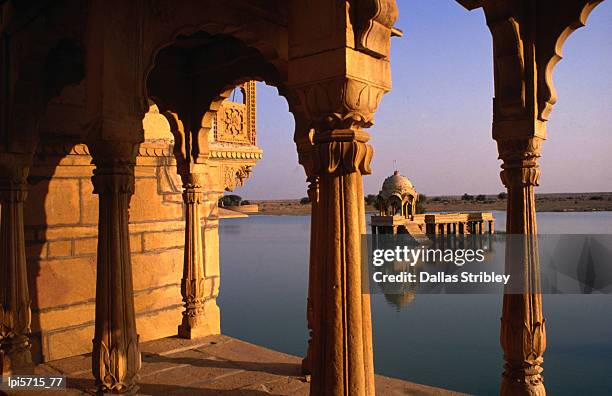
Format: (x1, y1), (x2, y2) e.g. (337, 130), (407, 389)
(26, 335), (466, 396)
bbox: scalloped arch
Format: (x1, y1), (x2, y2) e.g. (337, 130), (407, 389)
(538, 1), (604, 121)
(142, 18), (286, 108)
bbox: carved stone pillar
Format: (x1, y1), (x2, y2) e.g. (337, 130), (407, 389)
(0, 157), (33, 375)
(89, 142), (141, 395)
(302, 128), (375, 395)
(498, 136), (546, 396)
(177, 171), (220, 339)
(288, 0), (396, 390)
(301, 174), (319, 375)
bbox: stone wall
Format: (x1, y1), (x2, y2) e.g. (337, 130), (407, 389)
(24, 141), (190, 363)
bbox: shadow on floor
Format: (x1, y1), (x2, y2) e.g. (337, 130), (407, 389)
(141, 352), (302, 377)
(66, 377), (297, 396)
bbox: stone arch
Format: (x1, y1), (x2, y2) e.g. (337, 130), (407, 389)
(141, 4), (288, 106)
(8, 37), (86, 151)
(387, 194), (403, 216)
(145, 29), (288, 167)
(42, 39), (86, 104)
(538, 0), (604, 121)
(3, 1), (88, 152)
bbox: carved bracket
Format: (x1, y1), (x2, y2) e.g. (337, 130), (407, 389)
(537, 1), (603, 121)
(222, 165), (253, 191)
(352, 0), (399, 59)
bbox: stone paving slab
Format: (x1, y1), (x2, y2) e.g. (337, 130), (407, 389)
(3, 335), (466, 395)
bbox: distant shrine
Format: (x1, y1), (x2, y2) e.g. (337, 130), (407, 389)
(371, 171), (494, 240)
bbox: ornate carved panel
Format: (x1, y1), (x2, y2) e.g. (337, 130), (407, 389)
(217, 103), (248, 143)
(222, 165), (253, 192)
(212, 82), (256, 145)
(353, 0), (399, 59)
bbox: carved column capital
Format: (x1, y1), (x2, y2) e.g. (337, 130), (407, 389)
(500, 167), (540, 189)
(289, 77), (387, 131)
(177, 168), (209, 199)
(0, 176), (28, 204)
(0, 154), (31, 202)
(299, 129), (374, 179)
(179, 171), (206, 203)
(88, 140), (139, 195)
(497, 136), (543, 188)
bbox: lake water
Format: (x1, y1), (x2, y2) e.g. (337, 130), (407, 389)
(217, 211), (612, 395)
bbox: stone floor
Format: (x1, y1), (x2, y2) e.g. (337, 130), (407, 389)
(8, 335), (464, 395)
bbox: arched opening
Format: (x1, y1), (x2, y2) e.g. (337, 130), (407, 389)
(216, 86), (309, 358)
(144, 29), (310, 366)
(19, 37), (94, 364)
(227, 87), (246, 104)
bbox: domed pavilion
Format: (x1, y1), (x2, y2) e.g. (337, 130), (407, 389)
(371, 170), (494, 239)
(377, 171), (418, 218)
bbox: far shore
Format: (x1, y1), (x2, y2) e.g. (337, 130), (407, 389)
(248, 192), (612, 216)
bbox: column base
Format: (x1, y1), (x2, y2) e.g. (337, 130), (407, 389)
(95, 385), (140, 396)
(0, 338), (34, 375)
(501, 379), (545, 396)
(177, 300), (220, 339)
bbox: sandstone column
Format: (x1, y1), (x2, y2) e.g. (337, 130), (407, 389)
(287, 1), (397, 393)
(301, 173), (319, 375)
(0, 156), (33, 375)
(498, 137), (546, 396)
(453, 3), (605, 390)
(177, 170), (220, 339)
(89, 142), (141, 394)
(302, 127), (375, 395)
(159, 109), (220, 339)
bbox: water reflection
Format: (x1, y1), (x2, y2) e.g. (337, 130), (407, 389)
(218, 212), (612, 395)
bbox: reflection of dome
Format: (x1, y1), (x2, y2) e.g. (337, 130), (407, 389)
(380, 171), (415, 200)
(383, 292), (415, 311)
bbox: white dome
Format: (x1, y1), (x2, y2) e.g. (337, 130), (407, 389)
(380, 171), (416, 200)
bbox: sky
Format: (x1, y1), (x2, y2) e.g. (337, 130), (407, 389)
(234, 1), (612, 200)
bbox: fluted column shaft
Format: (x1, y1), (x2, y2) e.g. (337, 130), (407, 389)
(90, 143), (141, 394)
(0, 162), (32, 375)
(177, 172), (219, 338)
(305, 129), (375, 396)
(499, 137), (546, 396)
(302, 175), (319, 374)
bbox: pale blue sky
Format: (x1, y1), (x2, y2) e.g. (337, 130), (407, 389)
(235, 1), (612, 200)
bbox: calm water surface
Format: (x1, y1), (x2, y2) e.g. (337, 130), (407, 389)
(217, 211), (612, 395)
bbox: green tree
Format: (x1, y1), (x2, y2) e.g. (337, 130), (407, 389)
(372, 194), (383, 210)
(219, 194), (242, 207)
(461, 193), (474, 201)
(364, 194), (378, 206)
(300, 196), (310, 204)
(415, 194), (426, 214)
(497, 192), (507, 200)
(476, 194), (486, 201)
